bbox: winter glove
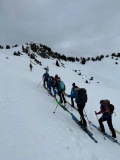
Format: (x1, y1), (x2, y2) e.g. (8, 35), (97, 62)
(68, 95), (71, 98)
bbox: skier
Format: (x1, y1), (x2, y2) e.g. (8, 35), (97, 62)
(43, 71), (49, 88)
(56, 60), (59, 67)
(57, 77), (66, 104)
(29, 63), (33, 71)
(95, 99), (116, 138)
(66, 86), (87, 128)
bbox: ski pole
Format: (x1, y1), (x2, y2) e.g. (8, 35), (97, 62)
(84, 109), (92, 130)
(94, 111), (106, 140)
(37, 79), (43, 88)
(94, 111), (99, 121)
(53, 103), (59, 114)
(64, 93), (74, 111)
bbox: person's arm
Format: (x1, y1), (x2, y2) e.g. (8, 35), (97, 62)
(95, 107), (104, 115)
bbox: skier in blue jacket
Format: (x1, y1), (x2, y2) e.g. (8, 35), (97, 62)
(66, 85), (87, 128)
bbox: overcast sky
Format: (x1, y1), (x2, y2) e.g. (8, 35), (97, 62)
(1, 0), (120, 57)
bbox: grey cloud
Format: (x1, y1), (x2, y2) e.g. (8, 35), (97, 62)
(1, 0), (120, 57)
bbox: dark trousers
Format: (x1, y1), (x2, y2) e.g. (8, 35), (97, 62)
(48, 84), (56, 97)
(43, 78), (48, 87)
(71, 97), (75, 107)
(58, 91), (66, 104)
(77, 103), (87, 125)
(99, 116), (116, 137)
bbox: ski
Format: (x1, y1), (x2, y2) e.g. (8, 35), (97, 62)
(43, 86), (98, 143)
(71, 114), (93, 136)
(56, 101), (98, 143)
(55, 99), (69, 112)
(89, 121), (120, 145)
(71, 114), (98, 143)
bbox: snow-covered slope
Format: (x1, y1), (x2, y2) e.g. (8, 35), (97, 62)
(0, 46), (120, 160)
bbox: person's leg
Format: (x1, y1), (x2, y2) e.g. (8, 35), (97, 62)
(62, 93), (66, 104)
(45, 79), (47, 87)
(52, 85), (56, 97)
(48, 84), (51, 93)
(98, 116), (105, 133)
(58, 91), (63, 103)
(43, 79), (45, 86)
(107, 118), (116, 138)
(77, 104), (87, 125)
(46, 79), (49, 88)
(71, 97), (74, 107)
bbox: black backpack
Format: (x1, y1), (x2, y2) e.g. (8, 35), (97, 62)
(77, 88), (87, 104)
(109, 104), (115, 114)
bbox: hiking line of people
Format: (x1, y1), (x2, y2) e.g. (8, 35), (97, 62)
(43, 71), (66, 104)
(42, 70), (116, 138)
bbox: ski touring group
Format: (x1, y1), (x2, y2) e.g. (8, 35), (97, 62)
(42, 70), (119, 143)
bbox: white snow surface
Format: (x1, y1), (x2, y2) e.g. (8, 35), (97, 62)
(0, 47), (120, 160)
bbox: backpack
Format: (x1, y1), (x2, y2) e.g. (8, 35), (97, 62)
(77, 88), (87, 104)
(109, 104), (115, 114)
(48, 77), (54, 85)
(102, 100), (114, 115)
(58, 81), (65, 91)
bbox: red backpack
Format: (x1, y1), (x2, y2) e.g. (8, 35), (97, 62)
(103, 100), (114, 115)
